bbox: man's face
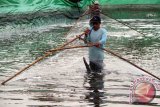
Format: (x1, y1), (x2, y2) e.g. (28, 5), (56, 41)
(93, 22), (100, 30)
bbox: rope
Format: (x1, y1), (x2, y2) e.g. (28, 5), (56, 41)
(101, 12), (147, 37)
(63, 9), (89, 37)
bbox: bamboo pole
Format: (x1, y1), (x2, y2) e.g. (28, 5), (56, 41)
(79, 38), (160, 81)
(1, 33), (85, 85)
(101, 48), (160, 81)
(45, 45), (93, 54)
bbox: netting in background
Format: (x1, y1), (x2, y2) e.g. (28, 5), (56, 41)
(1, 0), (160, 14)
(0, 0), (94, 14)
(99, 0), (160, 5)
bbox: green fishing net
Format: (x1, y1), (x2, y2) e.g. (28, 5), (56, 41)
(99, 0), (160, 5)
(0, 0), (94, 14)
(0, 0), (160, 14)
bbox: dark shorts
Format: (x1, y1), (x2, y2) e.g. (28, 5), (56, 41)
(89, 60), (103, 72)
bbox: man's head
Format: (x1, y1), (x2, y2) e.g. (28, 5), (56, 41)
(94, 1), (99, 5)
(90, 16), (101, 30)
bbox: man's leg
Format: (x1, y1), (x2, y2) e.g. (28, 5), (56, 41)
(89, 60), (103, 72)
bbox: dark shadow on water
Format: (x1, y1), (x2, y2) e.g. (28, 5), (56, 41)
(132, 102), (160, 106)
(84, 71), (105, 107)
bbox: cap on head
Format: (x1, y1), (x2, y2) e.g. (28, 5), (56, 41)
(94, 1), (99, 4)
(90, 16), (101, 23)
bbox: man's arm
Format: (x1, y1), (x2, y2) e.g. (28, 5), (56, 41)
(84, 28), (91, 43)
(99, 29), (107, 45)
(94, 29), (107, 47)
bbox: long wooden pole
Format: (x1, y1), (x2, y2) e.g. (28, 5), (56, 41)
(1, 33), (85, 85)
(101, 48), (160, 81)
(79, 38), (160, 81)
(46, 45), (93, 53)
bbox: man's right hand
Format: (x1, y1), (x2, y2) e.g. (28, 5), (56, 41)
(84, 28), (90, 36)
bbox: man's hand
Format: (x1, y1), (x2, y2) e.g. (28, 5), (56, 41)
(84, 28), (90, 36)
(87, 42), (101, 47)
(94, 42), (101, 47)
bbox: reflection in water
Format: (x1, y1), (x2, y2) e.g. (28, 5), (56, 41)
(84, 72), (105, 107)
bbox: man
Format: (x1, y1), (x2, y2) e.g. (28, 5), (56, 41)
(89, 1), (101, 18)
(84, 1), (101, 20)
(84, 16), (107, 72)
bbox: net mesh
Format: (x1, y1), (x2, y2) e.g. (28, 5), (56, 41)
(0, 0), (160, 14)
(99, 0), (160, 5)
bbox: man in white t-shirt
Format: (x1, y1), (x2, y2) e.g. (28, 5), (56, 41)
(84, 16), (107, 72)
